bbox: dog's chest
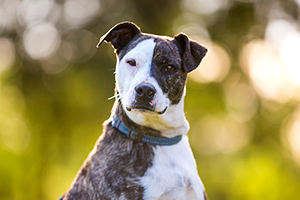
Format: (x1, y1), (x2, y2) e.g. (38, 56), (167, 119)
(140, 136), (205, 200)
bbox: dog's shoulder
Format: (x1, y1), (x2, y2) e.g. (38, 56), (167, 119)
(63, 121), (156, 200)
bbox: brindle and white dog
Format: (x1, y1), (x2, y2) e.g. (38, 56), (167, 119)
(62, 22), (208, 200)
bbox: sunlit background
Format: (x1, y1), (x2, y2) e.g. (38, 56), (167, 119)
(1, 0), (300, 199)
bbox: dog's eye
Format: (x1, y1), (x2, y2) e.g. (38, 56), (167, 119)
(127, 59), (136, 67)
(165, 65), (176, 73)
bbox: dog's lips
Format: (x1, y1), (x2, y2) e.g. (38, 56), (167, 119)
(126, 106), (167, 115)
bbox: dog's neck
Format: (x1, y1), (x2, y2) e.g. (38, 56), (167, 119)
(111, 100), (161, 137)
(110, 93), (190, 138)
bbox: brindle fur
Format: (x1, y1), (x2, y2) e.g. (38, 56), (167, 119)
(62, 22), (207, 200)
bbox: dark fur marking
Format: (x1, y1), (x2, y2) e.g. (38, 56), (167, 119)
(97, 22), (141, 55)
(151, 38), (188, 105)
(173, 33), (208, 73)
(63, 103), (156, 200)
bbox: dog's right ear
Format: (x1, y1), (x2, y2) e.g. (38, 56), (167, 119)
(174, 33), (207, 73)
(97, 22), (141, 53)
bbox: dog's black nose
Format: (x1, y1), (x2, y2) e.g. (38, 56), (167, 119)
(135, 83), (156, 100)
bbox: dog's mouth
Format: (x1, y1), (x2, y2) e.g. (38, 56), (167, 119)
(126, 106), (168, 115)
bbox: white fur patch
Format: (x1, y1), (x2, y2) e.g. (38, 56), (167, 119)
(140, 136), (206, 200)
(115, 39), (189, 137)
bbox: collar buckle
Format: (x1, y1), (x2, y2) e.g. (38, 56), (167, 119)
(128, 130), (143, 142)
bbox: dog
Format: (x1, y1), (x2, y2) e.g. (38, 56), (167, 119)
(61, 22), (208, 200)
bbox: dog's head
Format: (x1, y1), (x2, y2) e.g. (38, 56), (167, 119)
(98, 22), (207, 136)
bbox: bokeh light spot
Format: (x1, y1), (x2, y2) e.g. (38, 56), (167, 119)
(265, 19), (300, 86)
(225, 83), (258, 122)
(0, 38), (16, 73)
(0, 86), (30, 154)
(182, 0), (232, 15)
(190, 42), (231, 83)
(1, 117), (31, 154)
(282, 109), (300, 165)
(190, 115), (252, 155)
(23, 22), (61, 60)
(17, 0), (54, 26)
(62, 30), (97, 63)
(0, 0), (19, 31)
(63, 0), (101, 27)
(240, 39), (296, 103)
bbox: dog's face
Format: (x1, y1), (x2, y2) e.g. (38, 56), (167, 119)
(116, 38), (186, 114)
(98, 22), (207, 136)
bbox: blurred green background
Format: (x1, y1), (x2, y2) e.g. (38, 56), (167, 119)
(1, 0), (300, 199)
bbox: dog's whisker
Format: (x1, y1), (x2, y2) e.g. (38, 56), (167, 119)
(108, 95), (116, 100)
(108, 93), (122, 101)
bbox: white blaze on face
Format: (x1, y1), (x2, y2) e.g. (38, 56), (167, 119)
(116, 39), (167, 111)
(116, 39), (189, 137)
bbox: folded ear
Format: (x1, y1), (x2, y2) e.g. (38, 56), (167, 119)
(97, 22), (141, 53)
(174, 33), (207, 73)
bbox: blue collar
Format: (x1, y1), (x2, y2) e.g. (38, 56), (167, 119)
(111, 116), (182, 146)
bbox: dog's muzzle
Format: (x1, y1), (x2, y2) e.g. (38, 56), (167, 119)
(135, 82), (156, 103)
(126, 82), (167, 114)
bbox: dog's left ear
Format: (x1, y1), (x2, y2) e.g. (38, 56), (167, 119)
(97, 22), (141, 53)
(174, 33), (207, 73)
